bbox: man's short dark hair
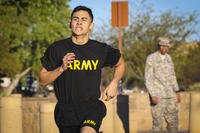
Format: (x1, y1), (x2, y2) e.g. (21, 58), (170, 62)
(71, 5), (93, 22)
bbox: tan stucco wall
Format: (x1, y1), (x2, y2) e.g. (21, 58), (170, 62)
(0, 94), (22, 133)
(101, 92), (192, 133)
(0, 92), (200, 133)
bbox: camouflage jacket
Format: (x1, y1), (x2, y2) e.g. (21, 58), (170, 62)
(145, 51), (179, 98)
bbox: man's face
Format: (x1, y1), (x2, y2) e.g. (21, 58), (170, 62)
(159, 45), (169, 55)
(70, 10), (94, 36)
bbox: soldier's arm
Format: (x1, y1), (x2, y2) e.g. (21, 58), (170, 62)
(169, 57), (181, 102)
(145, 56), (157, 96)
(169, 56), (179, 92)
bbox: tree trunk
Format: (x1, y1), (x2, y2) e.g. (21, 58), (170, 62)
(4, 67), (31, 96)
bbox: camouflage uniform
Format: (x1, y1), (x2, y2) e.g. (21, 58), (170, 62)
(145, 51), (179, 131)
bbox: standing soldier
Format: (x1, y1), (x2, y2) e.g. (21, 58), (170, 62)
(145, 37), (181, 132)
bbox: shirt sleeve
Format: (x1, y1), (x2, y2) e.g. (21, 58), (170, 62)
(145, 56), (157, 96)
(40, 45), (61, 71)
(103, 44), (121, 67)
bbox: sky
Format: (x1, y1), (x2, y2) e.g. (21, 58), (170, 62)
(69, 0), (200, 41)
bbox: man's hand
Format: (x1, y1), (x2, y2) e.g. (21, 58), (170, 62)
(176, 93), (181, 103)
(151, 96), (159, 105)
(61, 53), (75, 71)
(102, 81), (118, 101)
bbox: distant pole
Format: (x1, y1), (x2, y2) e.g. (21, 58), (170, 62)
(118, 27), (122, 53)
(117, 2), (122, 53)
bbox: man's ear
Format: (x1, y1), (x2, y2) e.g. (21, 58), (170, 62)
(69, 21), (72, 29)
(89, 23), (94, 31)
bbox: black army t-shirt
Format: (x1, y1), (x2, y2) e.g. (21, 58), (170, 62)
(41, 37), (121, 103)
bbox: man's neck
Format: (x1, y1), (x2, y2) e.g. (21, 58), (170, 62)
(158, 51), (167, 60)
(72, 34), (89, 45)
(158, 50), (167, 55)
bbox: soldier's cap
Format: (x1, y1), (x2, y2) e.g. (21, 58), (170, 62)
(158, 37), (170, 46)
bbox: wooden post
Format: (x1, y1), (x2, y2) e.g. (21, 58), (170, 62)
(190, 92), (200, 133)
(0, 94), (22, 133)
(40, 102), (59, 133)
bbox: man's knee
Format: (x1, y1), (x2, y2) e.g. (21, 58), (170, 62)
(81, 126), (96, 133)
(167, 121), (178, 131)
(152, 117), (163, 130)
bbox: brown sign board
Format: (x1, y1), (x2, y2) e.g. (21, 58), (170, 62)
(112, 1), (128, 27)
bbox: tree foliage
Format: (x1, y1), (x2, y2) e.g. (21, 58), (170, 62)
(0, 37), (22, 77)
(0, 0), (72, 77)
(182, 43), (200, 89)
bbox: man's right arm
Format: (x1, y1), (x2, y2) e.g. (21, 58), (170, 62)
(39, 52), (75, 86)
(145, 56), (159, 105)
(39, 66), (64, 86)
(145, 56), (156, 96)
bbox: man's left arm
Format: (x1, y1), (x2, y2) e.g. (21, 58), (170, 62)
(170, 56), (181, 103)
(102, 56), (125, 101)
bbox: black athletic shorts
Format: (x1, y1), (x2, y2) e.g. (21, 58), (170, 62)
(54, 100), (106, 133)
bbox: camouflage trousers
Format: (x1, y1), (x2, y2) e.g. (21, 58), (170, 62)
(151, 98), (178, 132)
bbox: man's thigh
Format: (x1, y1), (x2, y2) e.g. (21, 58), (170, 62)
(80, 100), (106, 133)
(81, 126), (96, 133)
(151, 100), (165, 129)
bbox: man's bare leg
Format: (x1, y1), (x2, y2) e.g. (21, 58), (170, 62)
(81, 126), (96, 133)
